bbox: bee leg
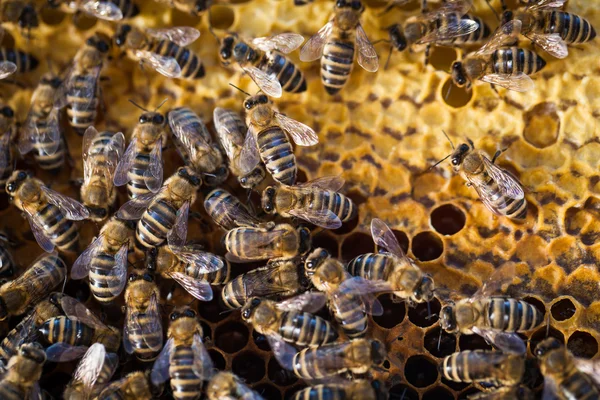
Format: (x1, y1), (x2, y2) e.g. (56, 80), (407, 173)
(491, 148), (507, 164)
(424, 44), (431, 66)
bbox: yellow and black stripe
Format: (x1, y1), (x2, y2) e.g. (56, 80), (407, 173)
(559, 369), (600, 399)
(453, 13), (491, 45)
(184, 256), (230, 285)
(321, 39), (354, 95)
(89, 252), (122, 303)
(480, 173), (528, 220)
(127, 311), (162, 361)
(0, 382), (28, 399)
(36, 203), (79, 252)
(300, 189), (357, 224)
(136, 199), (177, 249)
(0, 48), (38, 72)
(146, 39), (204, 80)
(257, 127), (296, 186)
(544, 11), (596, 44)
(259, 52), (306, 93)
(66, 74), (99, 136)
(492, 47), (546, 76)
(169, 344), (203, 400)
(487, 297), (543, 332)
(279, 311), (338, 347)
(347, 253), (394, 282)
(331, 293), (367, 338)
(39, 316), (94, 346)
(441, 350), (523, 385)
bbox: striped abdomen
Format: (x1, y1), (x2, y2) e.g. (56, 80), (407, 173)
(492, 47), (546, 76)
(292, 385), (347, 400)
(479, 173), (527, 220)
(169, 344), (203, 400)
(21, 254), (66, 297)
(559, 370), (600, 400)
(0, 48), (38, 72)
(184, 257), (230, 285)
(148, 40), (204, 80)
(487, 297), (543, 332)
(31, 117), (65, 170)
(331, 293), (367, 338)
(441, 350), (523, 384)
(136, 199), (177, 249)
(261, 52), (306, 93)
(0, 382), (28, 400)
(0, 244), (14, 276)
(127, 152), (151, 199)
(0, 317), (42, 366)
(302, 189), (356, 223)
(544, 11), (596, 43)
(36, 203), (79, 252)
(451, 13), (491, 45)
(204, 188), (258, 231)
(293, 346), (348, 379)
(257, 127), (296, 185)
(39, 316), (94, 346)
(89, 252), (122, 303)
(127, 312), (161, 361)
(279, 311), (338, 347)
(347, 253), (394, 282)
(111, 0), (139, 19)
(224, 227), (280, 261)
(321, 39), (355, 95)
(66, 74), (98, 135)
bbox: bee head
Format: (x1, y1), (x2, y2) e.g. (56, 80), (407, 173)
(239, 166), (265, 189)
(203, 165), (229, 186)
(297, 227), (312, 255)
(219, 36), (236, 64)
(439, 305), (457, 333)
(6, 170), (31, 195)
(304, 247), (329, 276)
(451, 61), (468, 87)
(450, 143), (471, 168)
(139, 112), (165, 126)
(177, 167), (202, 187)
(389, 24), (407, 52)
(413, 274), (434, 303)
(501, 10), (514, 26)
(0, 105), (14, 119)
(261, 186), (277, 213)
(170, 307), (197, 321)
(87, 33), (112, 53)
(534, 338), (562, 358)
(41, 74), (62, 89)
(114, 24), (132, 47)
(370, 339), (386, 366)
(241, 297), (261, 320)
(49, 292), (63, 306)
(19, 343), (46, 364)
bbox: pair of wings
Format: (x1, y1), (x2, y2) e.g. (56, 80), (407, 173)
(54, 64), (101, 113)
(69, 343), (118, 398)
(134, 27), (200, 79)
(300, 20), (379, 73)
(522, 0), (568, 59)
(83, 127), (125, 188)
(168, 107), (214, 165)
(19, 83), (63, 157)
(123, 292), (163, 354)
(408, 0), (479, 45)
(213, 107), (259, 177)
(113, 135), (163, 193)
(72, 0), (125, 21)
(203, 187), (264, 231)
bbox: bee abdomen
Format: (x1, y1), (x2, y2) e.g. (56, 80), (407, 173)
(293, 347), (344, 379)
(127, 153), (151, 199)
(321, 40), (354, 95)
(204, 188), (240, 231)
(492, 47), (546, 76)
(279, 311), (338, 347)
(33, 135), (65, 171)
(332, 294), (368, 338)
(66, 74), (98, 136)
(136, 199), (177, 249)
(153, 40), (204, 80)
(0, 48), (38, 72)
(185, 258), (230, 285)
(547, 11), (596, 43)
(481, 176), (527, 220)
(127, 312), (161, 361)
(316, 190), (357, 223)
(39, 316), (94, 346)
(37, 204), (79, 252)
(89, 253), (121, 303)
(488, 297), (543, 332)
(292, 385), (346, 400)
(561, 370), (600, 399)
(457, 14), (491, 44)
(257, 127), (296, 185)
(221, 276), (246, 309)
(266, 52), (307, 93)
(441, 350), (522, 384)
(347, 253), (392, 282)
(170, 344), (203, 399)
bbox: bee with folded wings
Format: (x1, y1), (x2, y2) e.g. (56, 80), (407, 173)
(300, 0), (378, 95)
(204, 188), (269, 231)
(0, 343), (46, 400)
(0, 104), (16, 190)
(218, 32), (306, 98)
(114, 24), (204, 80)
(47, 0), (137, 21)
(63, 343), (119, 400)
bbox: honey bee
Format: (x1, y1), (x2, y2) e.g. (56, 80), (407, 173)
(432, 133), (527, 221)
(224, 223), (311, 263)
(213, 107), (266, 189)
(0, 252), (66, 321)
(97, 371), (152, 400)
(0, 232), (16, 277)
(241, 293), (337, 348)
(240, 92), (318, 186)
(80, 127), (125, 220)
(113, 100), (168, 199)
(47, 0), (139, 21)
(113, 24), (204, 80)
(150, 307), (211, 400)
(63, 343), (119, 400)
(291, 380), (387, 400)
(221, 258), (310, 309)
(204, 188), (269, 231)
(262, 176), (357, 229)
(167, 106), (228, 186)
(300, 0), (378, 95)
(54, 32), (111, 135)
(117, 166), (202, 250)
(71, 216), (134, 303)
(218, 33), (306, 97)
(18, 73), (66, 172)
(6, 170), (90, 252)
(347, 219), (434, 304)
(535, 337), (600, 400)
(441, 350), (525, 385)
(122, 269), (163, 361)
(205, 371), (265, 400)
(0, 44), (38, 78)
(0, 104), (16, 191)
(501, 0), (596, 59)
(450, 20), (546, 92)
(39, 295), (121, 362)
(0, 342), (46, 399)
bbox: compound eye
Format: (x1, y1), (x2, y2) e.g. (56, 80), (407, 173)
(123, 24), (131, 32)
(86, 38), (94, 46)
(6, 183), (15, 193)
(184, 309), (196, 317)
(170, 312), (179, 321)
(1, 106), (13, 117)
(17, 171), (27, 181)
(336, 0), (344, 6)
(153, 114), (164, 124)
(139, 116), (147, 124)
(98, 41), (109, 52)
(128, 273), (137, 282)
(251, 298), (261, 306)
(351, 1), (361, 9)
(244, 101), (252, 110)
(242, 309), (251, 319)
(451, 158), (459, 166)
(259, 95), (268, 103)
(143, 272), (154, 282)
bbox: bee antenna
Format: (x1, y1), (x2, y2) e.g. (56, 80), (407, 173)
(207, 10), (221, 44)
(128, 99), (148, 112)
(428, 153), (452, 171)
(484, 0), (500, 21)
(229, 83), (251, 97)
(444, 80), (453, 102)
(154, 98), (169, 112)
(441, 130), (455, 150)
(219, 308), (237, 315)
(384, 45), (394, 70)
(437, 326), (443, 351)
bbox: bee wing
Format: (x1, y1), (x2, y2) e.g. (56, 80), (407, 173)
(72, 343), (106, 395)
(288, 208), (342, 229)
(480, 72), (534, 92)
(356, 23), (379, 72)
(82, 126), (99, 184)
(417, 18), (479, 44)
(275, 113), (318, 146)
(135, 50), (182, 78)
(71, 235), (103, 279)
(45, 343), (89, 362)
(371, 218), (407, 259)
(472, 263), (516, 300)
(300, 22), (333, 62)
(81, 0), (124, 21)
(122, 307), (134, 354)
(476, 20), (521, 55)
(18, 110), (36, 155)
(213, 107), (245, 161)
(528, 0), (566, 11)
(244, 66), (282, 98)
(113, 136), (139, 187)
(151, 337), (173, 385)
(143, 137), (163, 193)
(41, 186), (90, 220)
(108, 245), (129, 296)
(60, 295), (108, 330)
(73, 68), (102, 112)
(142, 293), (163, 351)
(53, 65), (76, 110)
(239, 127), (261, 175)
(169, 271), (213, 301)
(146, 27), (201, 47)
(573, 358), (600, 387)
(266, 335), (296, 370)
(252, 33), (305, 54)
(192, 334), (214, 379)
(480, 156), (525, 200)
(231, 378), (265, 400)
(0, 132), (11, 171)
(25, 212), (55, 253)
(528, 32), (568, 59)
(105, 132), (126, 182)
(335, 276), (393, 316)
(0, 62), (16, 79)
(472, 327), (526, 355)
(171, 248), (225, 275)
(416, 0), (473, 21)
(276, 292), (327, 313)
(297, 175), (344, 191)
(116, 191), (156, 220)
(167, 201), (189, 248)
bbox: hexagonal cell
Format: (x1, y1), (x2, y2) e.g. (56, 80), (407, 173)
(523, 102), (560, 149)
(424, 326), (457, 358)
(392, 229), (410, 254)
(431, 204), (466, 235)
(523, 296), (547, 318)
(208, 349), (226, 370)
(429, 47), (458, 73)
(73, 14), (97, 30)
(209, 5), (235, 29)
(372, 294), (406, 328)
(567, 331), (598, 359)
(530, 326), (565, 353)
(412, 231), (443, 261)
(311, 232), (339, 258)
(458, 334), (493, 351)
(408, 297), (441, 328)
(441, 78), (473, 108)
(551, 298), (576, 321)
(40, 7), (66, 26)
(253, 383), (282, 400)
(423, 386), (454, 400)
(404, 355), (438, 388)
(341, 232), (375, 260)
(214, 321), (249, 353)
(389, 384), (419, 400)
(198, 295), (230, 323)
(232, 351), (265, 383)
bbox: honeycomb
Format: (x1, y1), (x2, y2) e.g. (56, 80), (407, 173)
(0, 0), (599, 398)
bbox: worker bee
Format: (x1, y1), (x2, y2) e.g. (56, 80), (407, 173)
(213, 108), (266, 190)
(0, 343), (45, 399)
(291, 380), (387, 400)
(54, 32), (111, 135)
(39, 294), (121, 362)
(0, 104), (16, 191)
(123, 269), (163, 361)
(218, 32), (306, 97)
(80, 127), (125, 220)
(167, 106), (228, 186)
(150, 307), (211, 400)
(18, 73), (66, 172)
(501, 0), (596, 59)
(0, 252), (66, 321)
(117, 166), (202, 250)
(6, 170), (90, 252)
(205, 371), (265, 400)
(0, 232), (16, 277)
(240, 92), (318, 186)
(63, 343), (119, 400)
(113, 24), (204, 80)
(262, 176), (357, 229)
(71, 217), (134, 303)
(48, 0), (139, 21)
(441, 349), (525, 385)
(347, 218), (434, 304)
(98, 371), (152, 400)
(468, 386), (534, 400)
(113, 100), (168, 200)
(204, 188), (269, 231)
(300, 0), (378, 95)
(221, 258), (310, 309)
(241, 293), (337, 348)
(224, 223), (311, 263)
(432, 133), (527, 221)
(450, 20), (546, 92)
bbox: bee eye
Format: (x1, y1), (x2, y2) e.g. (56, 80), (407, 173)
(251, 298), (260, 306)
(1, 107), (13, 117)
(451, 158), (459, 166)
(242, 309), (251, 319)
(244, 101), (252, 110)
(86, 38), (94, 46)
(351, 0), (361, 9)
(123, 24), (131, 32)
(259, 95), (268, 103)
(6, 183), (15, 193)
(153, 114), (164, 124)
(240, 177), (247, 184)
(128, 273), (137, 282)
(143, 273), (153, 282)
(336, 0), (344, 6)
(184, 309), (196, 317)
(17, 171), (27, 181)
(139, 116), (147, 124)
(97, 41), (109, 52)
(170, 312), (179, 321)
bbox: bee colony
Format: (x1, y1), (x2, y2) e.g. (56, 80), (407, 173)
(0, 0), (598, 398)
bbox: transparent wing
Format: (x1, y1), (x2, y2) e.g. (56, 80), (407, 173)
(169, 271), (213, 301)
(104, 132), (126, 183)
(416, 0), (473, 21)
(122, 307), (134, 354)
(116, 191), (156, 220)
(169, 108), (209, 162)
(151, 337), (173, 385)
(252, 33), (304, 53)
(476, 20), (522, 55)
(573, 358), (600, 387)
(143, 137), (163, 193)
(108, 245), (128, 296)
(53, 66), (75, 110)
(25, 212), (55, 253)
(356, 24), (379, 72)
(298, 175), (344, 191)
(472, 327), (526, 355)
(81, 0), (124, 20)
(141, 293), (163, 351)
(213, 107), (245, 162)
(146, 27), (201, 46)
(417, 19), (479, 44)
(45, 343), (89, 362)
(18, 110), (37, 155)
(371, 218), (406, 258)
(300, 22), (333, 62)
(276, 292), (327, 313)
(245, 66), (282, 98)
(335, 276), (394, 316)
(192, 334), (214, 379)
(481, 156), (525, 199)
(0, 132), (10, 171)
(60, 295), (108, 330)
(0, 62), (16, 79)
(20, 108), (61, 157)
(70, 68), (101, 112)
(41, 186), (90, 220)
(113, 136), (138, 186)
(167, 201), (189, 248)
(231, 377), (265, 400)
(529, 32), (568, 59)
(473, 263), (516, 300)
(480, 72), (535, 92)
(528, 0), (566, 11)
(71, 235), (103, 279)
(288, 208), (342, 229)
(239, 127), (260, 175)
(72, 343), (106, 395)
(275, 113), (318, 146)
(266, 335), (296, 370)
(170, 248), (225, 275)
(82, 126), (99, 184)
(135, 50), (182, 78)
